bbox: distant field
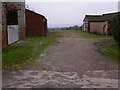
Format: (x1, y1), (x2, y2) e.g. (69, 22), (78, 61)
(70, 30), (112, 38)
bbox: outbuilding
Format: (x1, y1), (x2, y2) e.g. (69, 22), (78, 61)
(83, 15), (108, 34)
(25, 9), (47, 36)
(1, 1), (26, 49)
(83, 12), (120, 35)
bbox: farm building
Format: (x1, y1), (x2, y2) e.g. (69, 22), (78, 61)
(0, 1), (26, 49)
(25, 9), (47, 36)
(83, 12), (120, 35)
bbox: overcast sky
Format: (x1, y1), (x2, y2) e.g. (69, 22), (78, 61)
(26, 0), (119, 28)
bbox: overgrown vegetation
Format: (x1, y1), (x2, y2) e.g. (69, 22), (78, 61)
(112, 13), (120, 44)
(95, 39), (119, 62)
(70, 29), (118, 62)
(2, 31), (60, 70)
(71, 30), (112, 38)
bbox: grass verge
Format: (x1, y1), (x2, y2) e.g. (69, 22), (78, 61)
(70, 30), (112, 38)
(0, 51), (1, 70)
(95, 39), (119, 62)
(2, 31), (61, 70)
(71, 30), (119, 61)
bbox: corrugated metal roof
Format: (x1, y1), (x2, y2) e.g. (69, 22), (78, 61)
(85, 12), (120, 22)
(85, 15), (104, 22)
(102, 12), (120, 21)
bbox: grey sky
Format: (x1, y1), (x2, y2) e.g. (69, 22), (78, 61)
(26, 1), (119, 28)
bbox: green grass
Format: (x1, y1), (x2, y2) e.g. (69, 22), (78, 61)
(70, 30), (119, 61)
(96, 39), (119, 62)
(71, 30), (112, 38)
(99, 45), (119, 61)
(2, 46), (34, 69)
(2, 31), (60, 70)
(0, 51), (2, 70)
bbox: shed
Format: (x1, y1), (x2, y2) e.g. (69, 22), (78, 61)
(1, 1), (26, 49)
(83, 15), (108, 34)
(25, 9), (47, 36)
(83, 12), (120, 35)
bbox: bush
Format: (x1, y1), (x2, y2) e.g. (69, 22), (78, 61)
(112, 13), (120, 44)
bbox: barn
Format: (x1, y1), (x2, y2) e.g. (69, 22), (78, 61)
(83, 12), (120, 35)
(1, 1), (26, 49)
(25, 9), (47, 36)
(83, 15), (108, 35)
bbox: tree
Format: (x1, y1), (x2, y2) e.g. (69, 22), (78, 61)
(112, 13), (120, 44)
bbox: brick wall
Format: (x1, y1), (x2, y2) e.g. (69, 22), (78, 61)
(0, 2), (2, 49)
(18, 2), (26, 39)
(0, 30), (2, 49)
(2, 30), (7, 48)
(19, 28), (25, 39)
(1, 2), (26, 48)
(26, 10), (46, 36)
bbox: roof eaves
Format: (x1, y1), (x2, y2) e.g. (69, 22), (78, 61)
(26, 9), (47, 20)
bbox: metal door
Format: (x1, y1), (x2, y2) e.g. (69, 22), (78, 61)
(7, 25), (19, 44)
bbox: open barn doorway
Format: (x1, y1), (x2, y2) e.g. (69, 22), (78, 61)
(6, 9), (19, 44)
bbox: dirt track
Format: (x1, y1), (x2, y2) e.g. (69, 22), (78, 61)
(35, 31), (118, 72)
(2, 31), (118, 88)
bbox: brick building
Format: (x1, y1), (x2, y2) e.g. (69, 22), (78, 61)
(83, 12), (120, 35)
(25, 9), (47, 36)
(0, 1), (26, 49)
